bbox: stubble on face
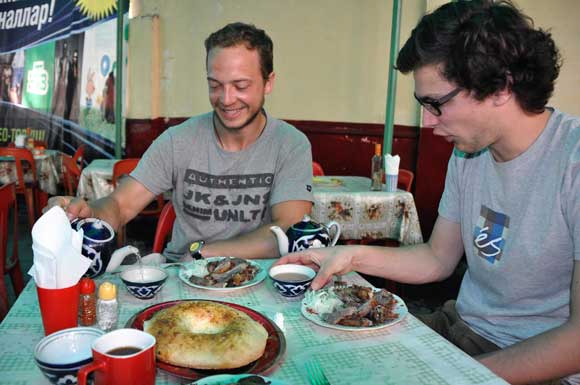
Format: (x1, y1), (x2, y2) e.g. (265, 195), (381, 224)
(213, 98), (264, 131)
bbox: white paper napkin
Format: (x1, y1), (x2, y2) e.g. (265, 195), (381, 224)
(385, 154), (400, 175)
(28, 206), (93, 289)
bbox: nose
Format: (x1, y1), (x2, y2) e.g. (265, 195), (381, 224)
(421, 108), (440, 128)
(220, 85), (235, 106)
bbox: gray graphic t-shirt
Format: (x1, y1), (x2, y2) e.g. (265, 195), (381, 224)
(438, 108), (580, 348)
(131, 112), (314, 258)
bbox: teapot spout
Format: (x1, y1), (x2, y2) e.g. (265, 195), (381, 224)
(270, 226), (289, 256)
(106, 245), (140, 272)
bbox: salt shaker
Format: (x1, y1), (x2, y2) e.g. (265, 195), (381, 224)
(97, 281), (118, 332)
(79, 277), (97, 326)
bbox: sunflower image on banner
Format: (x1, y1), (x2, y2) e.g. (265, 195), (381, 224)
(76, 0), (117, 20)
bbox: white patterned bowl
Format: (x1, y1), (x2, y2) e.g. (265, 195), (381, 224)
(269, 264), (316, 297)
(120, 265), (167, 299)
(34, 327), (104, 385)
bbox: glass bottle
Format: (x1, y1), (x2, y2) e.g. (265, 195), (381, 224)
(25, 127), (34, 151)
(79, 277), (97, 326)
(371, 143), (384, 191)
(97, 281), (118, 332)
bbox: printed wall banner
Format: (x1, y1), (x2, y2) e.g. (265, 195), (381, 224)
(51, 34), (84, 122)
(22, 42), (55, 112)
(0, 0), (127, 54)
(80, 17), (118, 144)
(0, 0), (127, 163)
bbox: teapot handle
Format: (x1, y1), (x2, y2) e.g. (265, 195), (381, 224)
(326, 221), (341, 246)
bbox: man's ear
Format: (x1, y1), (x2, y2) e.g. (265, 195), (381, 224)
(264, 72), (275, 95)
(493, 74), (513, 106)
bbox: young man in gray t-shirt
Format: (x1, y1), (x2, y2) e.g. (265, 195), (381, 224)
(49, 23), (314, 260)
(274, 2), (580, 384)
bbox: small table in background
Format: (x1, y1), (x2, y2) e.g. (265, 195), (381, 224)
(76, 158), (118, 200)
(312, 176), (423, 245)
(0, 149), (63, 195)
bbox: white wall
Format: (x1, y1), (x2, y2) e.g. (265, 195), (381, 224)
(127, 0), (579, 125)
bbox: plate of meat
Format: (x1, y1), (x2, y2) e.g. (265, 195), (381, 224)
(178, 257), (266, 291)
(188, 374), (286, 385)
(301, 284), (407, 331)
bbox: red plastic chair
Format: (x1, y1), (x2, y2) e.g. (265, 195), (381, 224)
(397, 169), (414, 192)
(0, 183), (24, 321)
(152, 201), (176, 253)
(62, 154), (82, 196)
(72, 144), (85, 168)
(33, 140), (48, 148)
(312, 161), (325, 176)
(112, 158), (165, 246)
(0, 147), (40, 229)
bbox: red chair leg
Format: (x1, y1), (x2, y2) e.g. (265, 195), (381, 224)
(24, 189), (36, 229)
(36, 191), (49, 217)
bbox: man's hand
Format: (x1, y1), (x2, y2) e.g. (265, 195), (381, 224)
(272, 246), (358, 290)
(44, 196), (94, 221)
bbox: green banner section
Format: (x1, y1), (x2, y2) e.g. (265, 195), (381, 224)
(22, 41), (55, 112)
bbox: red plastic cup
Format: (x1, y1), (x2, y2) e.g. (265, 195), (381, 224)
(77, 329), (156, 385)
(37, 282), (80, 335)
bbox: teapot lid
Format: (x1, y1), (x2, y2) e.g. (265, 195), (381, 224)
(75, 218), (115, 242)
(290, 215), (322, 232)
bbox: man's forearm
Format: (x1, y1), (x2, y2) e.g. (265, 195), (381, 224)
(477, 321), (580, 384)
(202, 224), (280, 259)
(351, 242), (461, 284)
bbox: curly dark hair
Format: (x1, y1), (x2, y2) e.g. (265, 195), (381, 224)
(396, 0), (561, 113)
(205, 22), (273, 80)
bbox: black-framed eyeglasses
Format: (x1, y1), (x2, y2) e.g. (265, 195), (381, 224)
(414, 87), (462, 116)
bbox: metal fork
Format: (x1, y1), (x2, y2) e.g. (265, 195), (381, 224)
(334, 275), (347, 289)
(305, 359), (330, 385)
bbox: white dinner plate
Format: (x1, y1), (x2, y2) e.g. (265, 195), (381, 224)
(178, 257), (266, 291)
(301, 289), (408, 331)
(188, 374), (286, 385)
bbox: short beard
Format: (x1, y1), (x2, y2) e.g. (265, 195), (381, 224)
(213, 107), (263, 131)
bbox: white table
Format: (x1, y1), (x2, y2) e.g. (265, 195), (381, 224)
(0, 260), (508, 385)
(312, 176), (423, 244)
(0, 149), (62, 195)
(76, 158), (118, 201)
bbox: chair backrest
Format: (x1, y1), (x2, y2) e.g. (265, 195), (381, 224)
(397, 169), (414, 192)
(0, 183), (19, 320)
(112, 158), (164, 216)
(112, 158), (140, 188)
(33, 140), (48, 148)
(72, 144), (86, 168)
(312, 161), (325, 176)
(0, 147), (37, 191)
(152, 201), (176, 253)
(62, 154), (82, 196)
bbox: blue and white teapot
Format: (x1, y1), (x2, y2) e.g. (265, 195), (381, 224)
(270, 215), (341, 256)
(72, 218), (139, 278)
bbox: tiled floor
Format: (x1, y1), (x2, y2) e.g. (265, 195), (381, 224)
(6, 199), (461, 315)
